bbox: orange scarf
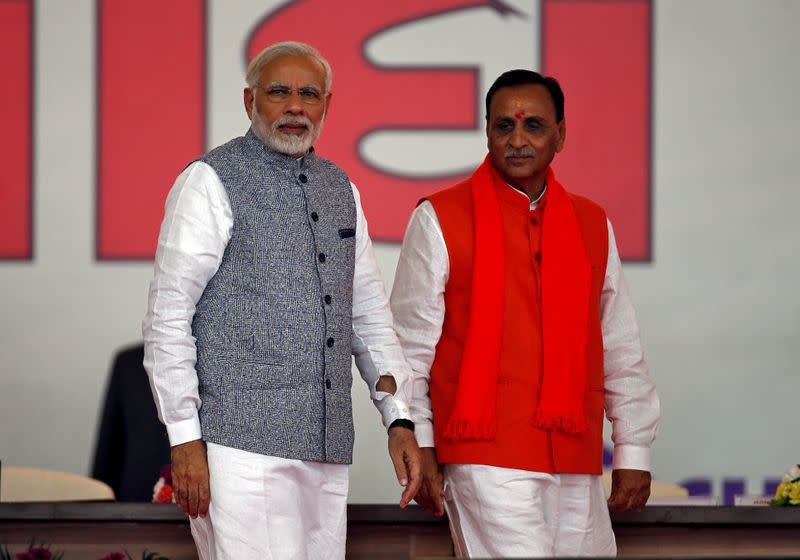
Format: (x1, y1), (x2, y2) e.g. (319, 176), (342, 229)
(443, 157), (591, 440)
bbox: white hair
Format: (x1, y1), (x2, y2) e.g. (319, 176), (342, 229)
(246, 41), (332, 93)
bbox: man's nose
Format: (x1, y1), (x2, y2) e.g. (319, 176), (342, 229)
(284, 90), (305, 113)
(509, 127), (528, 148)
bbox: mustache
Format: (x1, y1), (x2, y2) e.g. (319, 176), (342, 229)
(505, 147), (535, 158)
(274, 116), (312, 130)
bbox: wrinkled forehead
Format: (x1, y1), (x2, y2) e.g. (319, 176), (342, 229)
(489, 84), (557, 120)
(259, 54), (326, 87)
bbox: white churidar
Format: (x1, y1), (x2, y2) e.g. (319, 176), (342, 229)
(443, 464), (616, 558)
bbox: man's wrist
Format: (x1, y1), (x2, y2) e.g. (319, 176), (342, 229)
(388, 418), (415, 433)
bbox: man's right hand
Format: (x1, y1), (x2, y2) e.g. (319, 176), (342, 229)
(414, 447), (445, 516)
(170, 439), (210, 518)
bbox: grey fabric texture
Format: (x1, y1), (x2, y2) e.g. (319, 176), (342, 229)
(192, 128), (357, 464)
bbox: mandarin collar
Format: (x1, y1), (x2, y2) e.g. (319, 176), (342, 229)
(488, 163), (549, 214)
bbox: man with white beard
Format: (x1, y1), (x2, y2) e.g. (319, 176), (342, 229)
(143, 41), (421, 559)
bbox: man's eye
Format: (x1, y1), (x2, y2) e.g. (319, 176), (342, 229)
(300, 89), (320, 99)
(268, 88), (289, 96)
(526, 122), (543, 131)
(495, 122), (513, 132)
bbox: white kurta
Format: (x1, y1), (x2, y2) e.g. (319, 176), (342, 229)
(390, 185), (661, 557)
(142, 159), (415, 559)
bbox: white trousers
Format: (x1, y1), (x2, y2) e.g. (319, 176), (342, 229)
(443, 464), (616, 558)
(189, 442), (349, 560)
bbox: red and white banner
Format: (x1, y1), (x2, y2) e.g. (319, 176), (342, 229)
(1, 0), (651, 261)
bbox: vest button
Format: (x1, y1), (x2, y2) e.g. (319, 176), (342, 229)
(318, 253), (326, 263)
(327, 337), (335, 347)
(326, 379), (332, 389)
(311, 211), (319, 222)
(324, 294), (332, 304)
(299, 174), (308, 183)
(530, 216), (538, 226)
(534, 251), (542, 262)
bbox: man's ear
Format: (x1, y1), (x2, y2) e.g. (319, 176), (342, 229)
(244, 87), (254, 120)
(323, 91), (333, 118)
(556, 118), (567, 153)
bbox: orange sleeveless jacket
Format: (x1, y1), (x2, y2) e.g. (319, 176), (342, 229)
(426, 178), (609, 473)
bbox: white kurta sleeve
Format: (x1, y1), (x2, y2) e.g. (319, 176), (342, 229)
(142, 161), (233, 447)
(601, 220), (661, 471)
(390, 202), (449, 448)
(349, 182), (413, 427)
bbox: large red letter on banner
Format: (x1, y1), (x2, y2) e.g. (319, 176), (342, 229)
(246, 0), (493, 242)
(0, 0), (33, 260)
(96, 0), (205, 259)
(542, 0), (651, 261)
(247, 0), (651, 259)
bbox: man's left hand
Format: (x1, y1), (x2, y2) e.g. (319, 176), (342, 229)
(608, 469), (651, 512)
(388, 426), (422, 508)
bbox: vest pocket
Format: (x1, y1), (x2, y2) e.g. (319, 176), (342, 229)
(226, 361), (293, 389)
(227, 327), (289, 366)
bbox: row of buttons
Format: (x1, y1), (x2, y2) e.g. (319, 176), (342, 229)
(325, 334), (335, 390)
(302, 170), (336, 391)
(530, 214), (541, 262)
(306, 176), (326, 265)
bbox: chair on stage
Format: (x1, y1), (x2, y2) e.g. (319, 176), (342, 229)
(91, 343), (172, 502)
(0, 466), (114, 502)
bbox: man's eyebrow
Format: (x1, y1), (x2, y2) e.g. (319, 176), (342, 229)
(265, 81), (321, 92)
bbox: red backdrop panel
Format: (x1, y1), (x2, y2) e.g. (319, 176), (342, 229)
(97, 0), (205, 259)
(0, 0), (33, 259)
(542, 0), (652, 260)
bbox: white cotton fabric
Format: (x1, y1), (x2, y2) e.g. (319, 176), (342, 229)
(443, 463), (616, 558)
(190, 442), (349, 560)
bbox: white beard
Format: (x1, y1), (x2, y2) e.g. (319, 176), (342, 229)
(251, 105), (324, 157)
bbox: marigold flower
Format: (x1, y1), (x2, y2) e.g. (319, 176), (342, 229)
(774, 482), (790, 499)
(788, 481), (800, 505)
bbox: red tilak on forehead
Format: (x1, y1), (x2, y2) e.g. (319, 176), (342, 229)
(513, 99), (525, 119)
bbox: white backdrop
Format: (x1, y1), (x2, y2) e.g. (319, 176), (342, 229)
(1, 0), (798, 503)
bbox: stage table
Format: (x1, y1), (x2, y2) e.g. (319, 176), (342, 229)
(2, 503), (799, 558)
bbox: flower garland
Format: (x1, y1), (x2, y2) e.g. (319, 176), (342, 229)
(771, 464), (800, 506)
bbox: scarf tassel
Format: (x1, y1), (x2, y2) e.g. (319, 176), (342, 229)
(443, 417), (497, 441)
(533, 407), (588, 435)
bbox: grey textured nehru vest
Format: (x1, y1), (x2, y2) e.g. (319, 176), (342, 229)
(192, 128), (357, 464)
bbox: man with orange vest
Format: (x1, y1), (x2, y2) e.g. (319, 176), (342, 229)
(390, 69), (660, 557)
